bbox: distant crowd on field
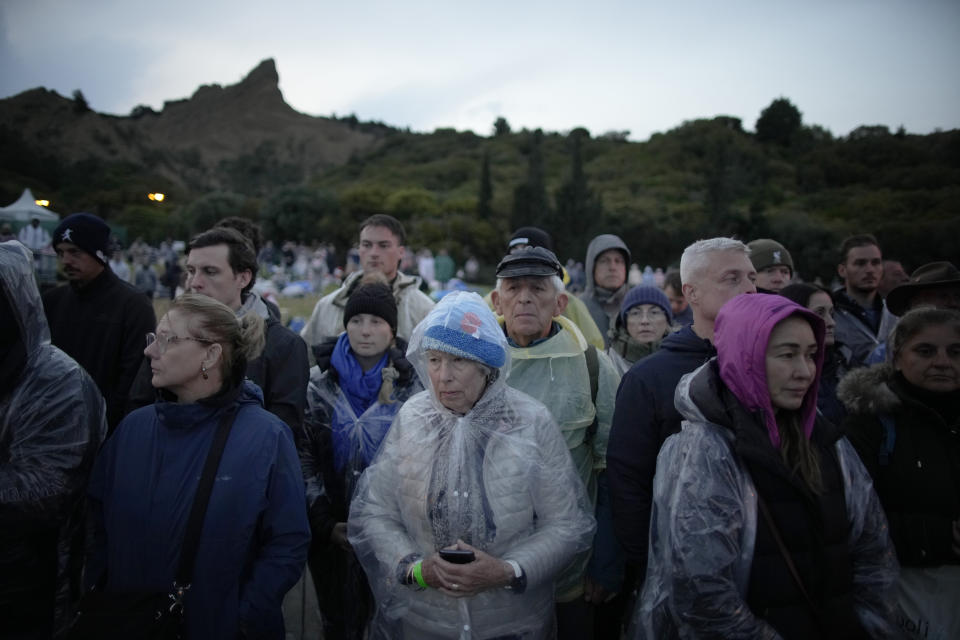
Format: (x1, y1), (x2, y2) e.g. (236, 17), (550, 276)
(53, 227), (482, 306)
(3, 210), (959, 640)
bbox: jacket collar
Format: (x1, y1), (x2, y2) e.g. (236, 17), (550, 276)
(154, 380), (248, 430)
(70, 265), (116, 295)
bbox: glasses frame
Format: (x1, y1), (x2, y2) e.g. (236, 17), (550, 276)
(145, 332), (215, 354)
(626, 307), (667, 321)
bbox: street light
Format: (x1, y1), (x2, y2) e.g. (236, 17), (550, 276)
(148, 193), (166, 202)
(35, 199), (50, 207)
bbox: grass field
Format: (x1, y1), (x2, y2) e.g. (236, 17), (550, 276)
(153, 293), (322, 326)
(152, 282), (495, 328)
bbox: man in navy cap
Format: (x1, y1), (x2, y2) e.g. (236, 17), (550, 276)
(42, 213), (155, 431)
(491, 246), (624, 639)
(485, 227), (606, 350)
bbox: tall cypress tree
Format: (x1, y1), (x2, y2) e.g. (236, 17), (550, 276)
(477, 150), (493, 219)
(512, 129), (550, 230)
(555, 128), (601, 260)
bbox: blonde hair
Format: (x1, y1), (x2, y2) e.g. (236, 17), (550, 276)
(170, 293), (265, 385)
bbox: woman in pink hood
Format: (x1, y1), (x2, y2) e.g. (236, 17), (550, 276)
(630, 293), (900, 640)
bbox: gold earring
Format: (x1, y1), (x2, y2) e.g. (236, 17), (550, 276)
(201, 364), (208, 380)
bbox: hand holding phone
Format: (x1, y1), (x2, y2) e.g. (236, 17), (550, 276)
(439, 548), (475, 564)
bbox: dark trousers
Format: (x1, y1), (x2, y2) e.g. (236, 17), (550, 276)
(307, 540), (372, 640)
(556, 598), (595, 640)
(556, 593), (631, 640)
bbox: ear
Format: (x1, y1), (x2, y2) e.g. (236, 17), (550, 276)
(491, 289), (502, 315)
(203, 343), (223, 370)
(237, 269), (253, 290)
(682, 282), (698, 305)
(555, 292), (569, 316)
(837, 263), (847, 280)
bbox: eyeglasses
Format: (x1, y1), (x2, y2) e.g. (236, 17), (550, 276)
(145, 332), (214, 354)
(626, 307), (666, 321)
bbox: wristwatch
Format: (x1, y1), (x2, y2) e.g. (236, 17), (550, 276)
(504, 560), (527, 594)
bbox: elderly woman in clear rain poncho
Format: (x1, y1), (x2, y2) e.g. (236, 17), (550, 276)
(348, 291), (596, 640)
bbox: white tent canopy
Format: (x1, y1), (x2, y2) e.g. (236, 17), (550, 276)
(0, 188), (60, 223)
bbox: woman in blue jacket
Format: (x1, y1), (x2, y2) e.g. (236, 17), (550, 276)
(87, 293), (311, 639)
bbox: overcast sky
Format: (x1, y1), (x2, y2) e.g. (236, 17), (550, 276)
(2, 0), (958, 141)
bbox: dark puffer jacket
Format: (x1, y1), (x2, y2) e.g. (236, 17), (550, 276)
(88, 381), (310, 639)
(607, 325), (715, 575)
(839, 364), (960, 567)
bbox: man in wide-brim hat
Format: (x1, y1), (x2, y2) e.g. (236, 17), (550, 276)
(886, 261), (960, 316)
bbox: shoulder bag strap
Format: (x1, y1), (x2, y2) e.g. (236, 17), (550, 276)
(755, 492), (826, 631)
(174, 405), (238, 587)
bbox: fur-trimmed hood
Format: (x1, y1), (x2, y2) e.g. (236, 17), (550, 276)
(836, 363), (902, 415)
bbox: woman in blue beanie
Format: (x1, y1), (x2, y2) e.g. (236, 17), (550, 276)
(607, 285), (675, 375)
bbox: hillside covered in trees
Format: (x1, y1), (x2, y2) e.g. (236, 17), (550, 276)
(1, 59), (957, 281)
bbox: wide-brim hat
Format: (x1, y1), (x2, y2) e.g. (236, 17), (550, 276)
(495, 246), (563, 279)
(886, 261), (960, 316)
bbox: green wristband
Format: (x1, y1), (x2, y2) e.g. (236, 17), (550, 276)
(412, 560), (429, 589)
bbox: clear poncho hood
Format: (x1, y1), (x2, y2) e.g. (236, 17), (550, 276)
(1, 240), (48, 357)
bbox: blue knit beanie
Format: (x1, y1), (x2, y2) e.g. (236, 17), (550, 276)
(620, 285), (673, 325)
(420, 291), (506, 368)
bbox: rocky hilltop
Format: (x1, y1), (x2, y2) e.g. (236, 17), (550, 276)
(0, 59), (386, 193)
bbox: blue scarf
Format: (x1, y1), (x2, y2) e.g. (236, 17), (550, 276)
(330, 333), (388, 418)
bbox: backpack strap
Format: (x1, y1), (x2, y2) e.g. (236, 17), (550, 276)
(584, 344), (599, 444)
(878, 413), (896, 466)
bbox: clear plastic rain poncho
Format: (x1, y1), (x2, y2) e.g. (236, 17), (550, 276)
(348, 291), (596, 640)
(630, 295), (901, 640)
(303, 344), (423, 507)
(0, 241), (107, 631)
(502, 314), (621, 599)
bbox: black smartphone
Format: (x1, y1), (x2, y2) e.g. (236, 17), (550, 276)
(439, 549), (475, 564)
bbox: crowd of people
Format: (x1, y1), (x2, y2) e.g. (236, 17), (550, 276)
(2, 210), (958, 640)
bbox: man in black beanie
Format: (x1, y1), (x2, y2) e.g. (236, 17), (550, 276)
(42, 213), (155, 432)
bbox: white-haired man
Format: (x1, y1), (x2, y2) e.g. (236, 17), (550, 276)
(491, 246), (623, 639)
(607, 238), (756, 587)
